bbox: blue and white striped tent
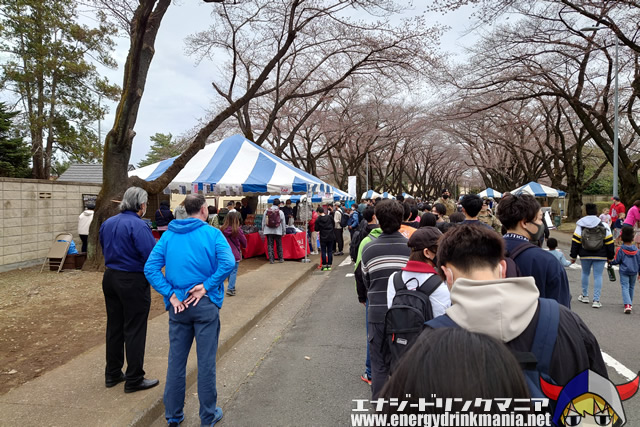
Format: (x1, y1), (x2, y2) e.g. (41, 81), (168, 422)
(361, 190), (380, 200)
(381, 192), (396, 200)
(333, 189), (355, 202)
(402, 192), (414, 199)
(259, 194), (333, 204)
(129, 134), (339, 195)
(511, 182), (566, 198)
(478, 188), (503, 198)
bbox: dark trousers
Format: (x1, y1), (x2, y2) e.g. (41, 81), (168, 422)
(80, 234), (88, 253)
(334, 228), (344, 253)
(368, 322), (390, 400)
(102, 268), (151, 385)
(320, 241), (333, 266)
(267, 234), (283, 261)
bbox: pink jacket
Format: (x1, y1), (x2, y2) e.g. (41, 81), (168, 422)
(624, 206), (640, 227)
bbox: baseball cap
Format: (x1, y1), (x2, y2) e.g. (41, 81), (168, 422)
(407, 227), (442, 251)
(613, 196), (620, 201)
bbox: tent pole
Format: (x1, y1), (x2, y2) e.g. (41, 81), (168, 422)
(302, 184), (311, 263)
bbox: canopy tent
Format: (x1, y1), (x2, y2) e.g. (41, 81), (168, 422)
(129, 134), (339, 196)
(361, 190), (380, 200)
(333, 189), (355, 202)
(511, 182), (566, 198)
(402, 192), (414, 199)
(478, 188), (503, 199)
(381, 192), (396, 200)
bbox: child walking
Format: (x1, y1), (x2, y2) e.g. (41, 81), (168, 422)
(613, 212), (626, 245)
(599, 208), (612, 227)
(547, 238), (571, 267)
(610, 226), (640, 314)
(222, 212), (247, 296)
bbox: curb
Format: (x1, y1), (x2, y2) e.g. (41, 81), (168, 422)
(130, 261), (319, 427)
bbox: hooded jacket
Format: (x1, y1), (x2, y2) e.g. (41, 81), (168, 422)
(222, 226), (247, 262)
(144, 218), (236, 310)
(315, 214), (335, 243)
(78, 209), (94, 235)
(436, 277), (607, 385)
(611, 244), (640, 275)
(570, 216), (615, 261)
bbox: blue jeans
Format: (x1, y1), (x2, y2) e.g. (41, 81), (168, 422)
(620, 273), (636, 305)
(165, 297), (220, 425)
(365, 300), (371, 377)
(320, 241), (333, 266)
(227, 262), (239, 292)
(581, 259), (606, 302)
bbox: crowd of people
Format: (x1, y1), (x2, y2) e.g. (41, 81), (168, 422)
(95, 185), (638, 425)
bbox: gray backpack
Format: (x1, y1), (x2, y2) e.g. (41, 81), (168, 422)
(581, 223), (606, 251)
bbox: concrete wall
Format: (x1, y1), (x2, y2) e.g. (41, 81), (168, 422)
(0, 178), (101, 272)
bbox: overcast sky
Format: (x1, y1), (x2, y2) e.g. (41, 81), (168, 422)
(97, 1), (477, 166)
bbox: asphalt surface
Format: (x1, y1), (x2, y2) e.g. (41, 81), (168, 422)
(153, 239), (640, 427)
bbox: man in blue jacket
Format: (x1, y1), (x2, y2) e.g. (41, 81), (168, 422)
(145, 194), (235, 427)
(497, 194), (572, 308)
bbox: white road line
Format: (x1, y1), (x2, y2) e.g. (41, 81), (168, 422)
(339, 257), (352, 267)
(601, 351), (637, 381)
(345, 273), (355, 277)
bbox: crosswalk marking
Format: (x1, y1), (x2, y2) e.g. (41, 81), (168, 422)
(338, 257), (352, 267)
(601, 351), (637, 381)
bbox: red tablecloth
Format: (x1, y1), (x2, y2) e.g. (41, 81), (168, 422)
(263, 232), (310, 260)
(242, 232), (265, 259)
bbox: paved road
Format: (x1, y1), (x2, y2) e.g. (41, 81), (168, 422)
(153, 239), (640, 426)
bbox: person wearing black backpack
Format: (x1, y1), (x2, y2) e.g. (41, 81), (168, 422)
(570, 203), (615, 308)
(425, 224), (608, 399)
(384, 227), (450, 374)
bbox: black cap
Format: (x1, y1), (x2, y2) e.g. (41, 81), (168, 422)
(442, 189), (450, 194)
(227, 201), (234, 207)
(408, 227), (442, 251)
(273, 198), (280, 205)
(613, 196), (621, 201)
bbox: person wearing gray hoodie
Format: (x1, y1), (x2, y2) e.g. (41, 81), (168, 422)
(570, 203), (615, 308)
(78, 202), (95, 253)
(427, 224), (607, 389)
(262, 198), (286, 263)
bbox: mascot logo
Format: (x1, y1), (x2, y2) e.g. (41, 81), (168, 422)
(541, 370), (639, 426)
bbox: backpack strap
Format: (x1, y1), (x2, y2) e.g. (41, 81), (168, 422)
(392, 271), (406, 292)
(416, 274), (442, 298)
(530, 298), (559, 375)
(508, 241), (537, 260)
(424, 313), (459, 329)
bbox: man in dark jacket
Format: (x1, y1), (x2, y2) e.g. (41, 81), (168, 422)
(428, 225), (608, 387)
(360, 200), (410, 398)
(570, 203), (615, 308)
(497, 194), (572, 308)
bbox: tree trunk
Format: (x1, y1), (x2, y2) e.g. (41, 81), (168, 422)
(84, 0), (171, 271)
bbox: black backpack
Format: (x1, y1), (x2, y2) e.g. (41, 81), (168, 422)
(582, 223), (606, 251)
(384, 272), (442, 374)
(505, 242), (538, 277)
(339, 209), (349, 228)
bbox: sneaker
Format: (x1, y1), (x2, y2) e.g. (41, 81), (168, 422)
(279, 258), (284, 263)
(209, 407), (223, 426)
(624, 304), (632, 314)
(269, 259), (274, 264)
(577, 294), (589, 304)
(592, 301), (602, 308)
(327, 266), (332, 271)
(226, 289), (236, 296)
(360, 373), (372, 385)
(311, 251), (318, 255)
(321, 266), (328, 271)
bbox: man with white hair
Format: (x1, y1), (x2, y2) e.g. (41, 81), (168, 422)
(99, 186), (159, 393)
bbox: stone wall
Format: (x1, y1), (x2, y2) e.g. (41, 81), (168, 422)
(0, 178), (101, 272)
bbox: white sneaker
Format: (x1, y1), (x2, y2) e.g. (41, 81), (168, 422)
(311, 251), (318, 255)
(592, 301), (602, 308)
(577, 294), (589, 304)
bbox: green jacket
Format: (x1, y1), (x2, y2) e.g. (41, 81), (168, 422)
(354, 227), (383, 303)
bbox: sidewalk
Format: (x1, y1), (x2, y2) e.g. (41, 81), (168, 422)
(0, 256), (319, 427)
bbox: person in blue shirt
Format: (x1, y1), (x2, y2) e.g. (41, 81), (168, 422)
(145, 194), (235, 427)
(547, 238), (571, 267)
(99, 186), (158, 393)
(347, 207), (360, 238)
(497, 194), (572, 308)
